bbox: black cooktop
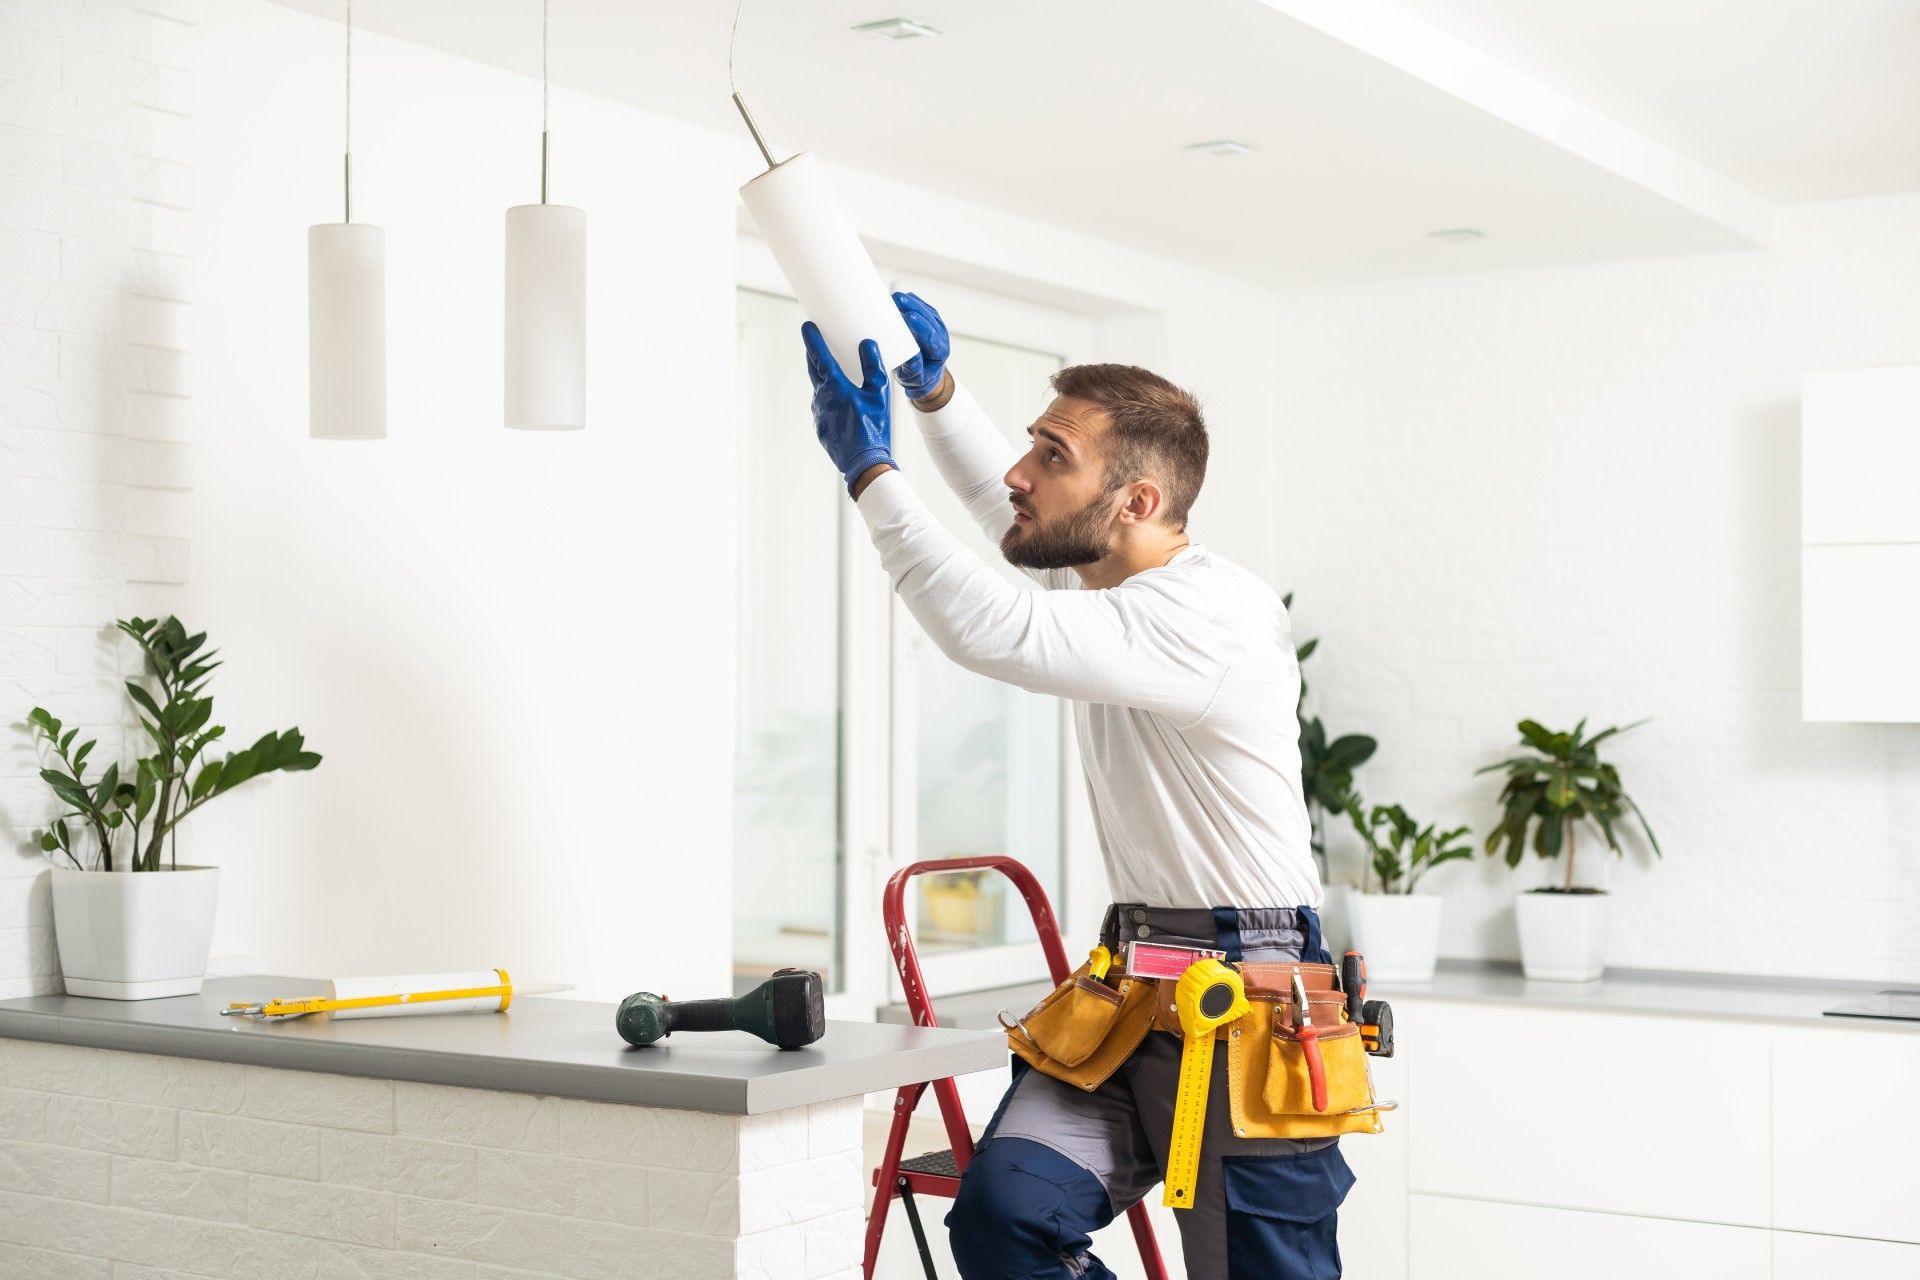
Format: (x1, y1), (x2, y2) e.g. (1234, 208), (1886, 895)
(1824, 990), (1920, 1022)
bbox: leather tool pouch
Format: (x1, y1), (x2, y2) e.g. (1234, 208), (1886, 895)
(1226, 996), (1386, 1138)
(1005, 963), (1158, 1092)
(1153, 961), (1342, 1036)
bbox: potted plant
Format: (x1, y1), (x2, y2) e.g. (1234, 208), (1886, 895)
(1285, 594), (1377, 880)
(1342, 796), (1472, 981)
(1477, 718), (1660, 982)
(25, 617), (320, 999)
(917, 861), (1007, 945)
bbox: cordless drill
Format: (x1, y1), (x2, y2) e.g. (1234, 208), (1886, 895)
(616, 968), (826, 1050)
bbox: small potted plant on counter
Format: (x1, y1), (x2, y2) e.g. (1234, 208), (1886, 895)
(1477, 718), (1660, 982)
(1342, 796), (1472, 981)
(25, 617), (321, 999)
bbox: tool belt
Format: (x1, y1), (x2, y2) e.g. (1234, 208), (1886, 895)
(1002, 915), (1395, 1141)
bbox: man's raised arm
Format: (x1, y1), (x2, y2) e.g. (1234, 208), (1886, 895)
(891, 293), (1024, 547)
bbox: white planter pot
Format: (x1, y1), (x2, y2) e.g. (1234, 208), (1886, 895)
(50, 865), (220, 999)
(1346, 892), (1444, 982)
(1514, 890), (1610, 982)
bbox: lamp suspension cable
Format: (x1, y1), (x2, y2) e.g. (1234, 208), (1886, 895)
(728, 0), (775, 171)
(540, 0), (549, 203)
(343, 0), (352, 222)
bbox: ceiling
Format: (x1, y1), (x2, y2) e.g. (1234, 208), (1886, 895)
(1397, 0), (1920, 203)
(263, 0), (1917, 289)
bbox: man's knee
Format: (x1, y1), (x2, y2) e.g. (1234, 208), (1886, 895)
(946, 1138), (1114, 1279)
(1219, 1144), (1355, 1279)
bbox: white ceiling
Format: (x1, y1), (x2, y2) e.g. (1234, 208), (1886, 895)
(263, 0), (1916, 289)
(1397, 0), (1920, 202)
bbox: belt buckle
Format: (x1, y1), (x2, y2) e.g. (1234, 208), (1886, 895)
(1123, 940), (1227, 980)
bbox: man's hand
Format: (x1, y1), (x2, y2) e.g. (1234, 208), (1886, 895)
(891, 291), (951, 405)
(801, 321), (896, 495)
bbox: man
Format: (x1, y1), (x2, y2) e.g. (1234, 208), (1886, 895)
(801, 293), (1354, 1280)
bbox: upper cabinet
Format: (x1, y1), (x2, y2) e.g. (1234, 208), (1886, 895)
(1800, 366), (1920, 722)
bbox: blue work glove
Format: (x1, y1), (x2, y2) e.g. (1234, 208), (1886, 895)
(891, 291), (950, 401)
(801, 321), (895, 493)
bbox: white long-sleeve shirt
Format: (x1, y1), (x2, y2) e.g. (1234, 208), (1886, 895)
(854, 379), (1320, 911)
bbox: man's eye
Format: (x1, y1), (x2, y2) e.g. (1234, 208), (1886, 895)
(1048, 449), (1063, 464)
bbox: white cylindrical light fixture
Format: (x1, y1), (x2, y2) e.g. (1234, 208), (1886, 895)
(309, 0), (385, 441)
(504, 0), (584, 431)
(505, 203), (585, 430)
(308, 222), (387, 440)
(738, 151), (916, 380)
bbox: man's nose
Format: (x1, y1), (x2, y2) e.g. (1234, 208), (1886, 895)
(1004, 462), (1032, 493)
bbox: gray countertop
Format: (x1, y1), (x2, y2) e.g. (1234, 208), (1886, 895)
(878, 959), (1920, 1034)
(0, 976), (1007, 1115)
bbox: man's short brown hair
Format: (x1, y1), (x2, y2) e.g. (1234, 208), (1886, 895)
(1049, 363), (1209, 529)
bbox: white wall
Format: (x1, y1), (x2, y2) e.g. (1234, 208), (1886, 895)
(2, 0), (1281, 1004)
(1279, 193), (1920, 983)
(0, 0), (196, 998)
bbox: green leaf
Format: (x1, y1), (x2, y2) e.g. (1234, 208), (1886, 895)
(1294, 637), (1318, 664)
(191, 760), (224, 802)
(125, 682), (163, 722)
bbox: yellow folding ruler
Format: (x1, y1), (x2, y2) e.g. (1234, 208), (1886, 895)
(1163, 958), (1249, 1209)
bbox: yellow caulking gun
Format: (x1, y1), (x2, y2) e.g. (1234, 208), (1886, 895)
(221, 969), (571, 1020)
(1163, 958), (1249, 1209)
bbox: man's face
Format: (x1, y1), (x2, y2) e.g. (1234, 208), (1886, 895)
(1000, 396), (1122, 570)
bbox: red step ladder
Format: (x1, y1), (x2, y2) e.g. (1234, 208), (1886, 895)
(863, 854), (1171, 1280)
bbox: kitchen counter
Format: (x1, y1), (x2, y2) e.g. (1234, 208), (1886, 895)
(0, 973), (1003, 1113)
(0, 975), (1005, 1278)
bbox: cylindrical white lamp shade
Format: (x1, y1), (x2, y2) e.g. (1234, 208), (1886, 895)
(505, 202), (586, 430)
(308, 222), (388, 440)
(738, 152), (916, 381)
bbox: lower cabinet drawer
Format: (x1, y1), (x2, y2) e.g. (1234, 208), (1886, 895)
(1406, 1002), (1771, 1225)
(1773, 1026), (1920, 1244)
(1408, 1195), (1771, 1280)
(1773, 1229), (1920, 1278)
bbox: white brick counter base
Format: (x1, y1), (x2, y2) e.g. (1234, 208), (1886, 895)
(0, 1038), (864, 1280)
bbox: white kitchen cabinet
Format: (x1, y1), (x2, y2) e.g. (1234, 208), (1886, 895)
(1799, 364), (1920, 723)
(1408, 1194), (1771, 1280)
(1337, 1033), (1411, 1279)
(1773, 1230), (1920, 1279)
(1407, 1003), (1772, 1226)
(1801, 365), (1920, 546)
(1800, 544), (1920, 722)
(1772, 1026), (1920, 1244)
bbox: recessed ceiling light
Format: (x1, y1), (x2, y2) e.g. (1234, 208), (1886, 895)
(851, 18), (942, 40)
(1427, 227), (1485, 243)
(1184, 139), (1256, 157)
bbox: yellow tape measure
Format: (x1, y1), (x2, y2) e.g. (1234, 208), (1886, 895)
(1162, 958), (1249, 1210)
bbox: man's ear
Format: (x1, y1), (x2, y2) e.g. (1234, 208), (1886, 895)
(1120, 480), (1164, 526)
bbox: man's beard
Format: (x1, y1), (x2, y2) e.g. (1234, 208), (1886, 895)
(1000, 489), (1119, 570)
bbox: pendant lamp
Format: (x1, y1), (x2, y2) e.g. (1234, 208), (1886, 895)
(729, 36), (913, 381)
(309, 0), (386, 440)
(505, 0), (586, 431)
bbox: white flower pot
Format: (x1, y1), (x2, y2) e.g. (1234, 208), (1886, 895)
(50, 865), (220, 999)
(1514, 890), (1610, 982)
(1346, 892), (1444, 982)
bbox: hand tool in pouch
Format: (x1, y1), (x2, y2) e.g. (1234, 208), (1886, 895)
(1162, 958), (1249, 1209)
(221, 969), (571, 1020)
(616, 968), (826, 1050)
(1289, 969), (1330, 1113)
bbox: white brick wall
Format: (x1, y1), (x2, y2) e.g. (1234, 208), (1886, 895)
(1274, 192), (1920, 984)
(0, 0), (194, 998)
(0, 1036), (866, 1279)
